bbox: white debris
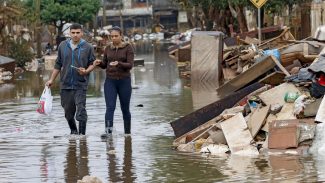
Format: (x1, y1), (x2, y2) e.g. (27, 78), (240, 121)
(200, 144), (229, 155)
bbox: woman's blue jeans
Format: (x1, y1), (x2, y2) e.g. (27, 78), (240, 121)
(104, 76), (132, 134)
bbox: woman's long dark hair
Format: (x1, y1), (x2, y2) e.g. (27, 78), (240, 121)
(111, 26), (122, 35)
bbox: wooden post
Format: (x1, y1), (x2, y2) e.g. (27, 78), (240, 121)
(35, 0), (42, 58)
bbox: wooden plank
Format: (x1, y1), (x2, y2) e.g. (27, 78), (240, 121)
(220, 113), (259, 155)
(170, 82), (264, 138)
(259, 71), (286, 85)
(173, 118), (217, 147)
(261, 114), (277, 132)
(315, 96), (325, 123)
(271, 57), (291, 76)
(226, 58), (238, 66)
(222, 68), (237, 81)
(276, 103), (296, 120)
(258, 82), (301, 106)
(247, 105), (270, 138)
(216, 55), (276, 95)
(223, 51), (232, 61)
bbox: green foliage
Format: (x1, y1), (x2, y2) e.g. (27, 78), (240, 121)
(264, 0), (312, 15)
(174, 0), (312, 13)
(175, 0), (228, 9)
(8, 40), (34, 67)
(25, 0), (101, 27)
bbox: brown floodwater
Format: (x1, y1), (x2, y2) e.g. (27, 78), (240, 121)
(0, 41), (325, 182)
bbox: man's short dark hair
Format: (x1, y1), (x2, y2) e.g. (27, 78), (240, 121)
(70, 23), (82, 30)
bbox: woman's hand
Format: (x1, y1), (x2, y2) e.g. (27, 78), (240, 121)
(109, 61), (118, 66)
(93, 59), (102, 66)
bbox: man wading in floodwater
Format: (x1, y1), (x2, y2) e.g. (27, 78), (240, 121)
(46, 23), (97, 135)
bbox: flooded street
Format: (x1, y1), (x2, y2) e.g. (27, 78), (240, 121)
(1, 41), (325, 182)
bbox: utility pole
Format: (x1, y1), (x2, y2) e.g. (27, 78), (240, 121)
(94, 12), (98, 37)
(102, 0), (107, 27)
(35, 0), (42, 58)
(119, 0), (124, 31)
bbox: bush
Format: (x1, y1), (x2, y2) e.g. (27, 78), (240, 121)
(8, 40), (34, 67)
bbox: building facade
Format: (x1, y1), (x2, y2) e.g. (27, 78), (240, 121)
(97, 0), (179, 34)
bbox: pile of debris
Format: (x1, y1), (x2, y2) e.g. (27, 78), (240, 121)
(168, 27), (324, 83)
(0, 67), (13, 84)
(171, 27), (325, 156)
(174, 80), (323, 156)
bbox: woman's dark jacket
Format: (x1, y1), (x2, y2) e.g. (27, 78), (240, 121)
(98, 42), (134, 79)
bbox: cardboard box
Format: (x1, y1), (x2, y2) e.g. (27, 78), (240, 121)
(268, 120), (300, 149)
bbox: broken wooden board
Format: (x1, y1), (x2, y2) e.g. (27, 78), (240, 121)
(258, 82), (301, 106)
(259, 71), (286, 85)
(261, 114), (277, 132)
(242, 36), (259, 45)
(220, 113), (259, 155)
(222, 67), (237, 81)
(275, 103), (296, 120)
(216, 55), (276, 95)
(281, 43), (324, 66)
(258, 27), (295, 50)
(272, 57), (291, 76)
(171, 82), (264, 138)
(172, 119), (217, 147)
(315, 96), (325, 123)
(247, 105), (270, 138)
(268, 120), (300, 149)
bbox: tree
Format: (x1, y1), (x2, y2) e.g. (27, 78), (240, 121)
(0, 0), (24, 54)
(26, 0), (101, 36)
(228, 0), (252, 33)
(175, 0), (251, 33)
(174, 0), (314, 35)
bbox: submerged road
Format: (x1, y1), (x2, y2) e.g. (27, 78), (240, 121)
(0, 41), (325, 182)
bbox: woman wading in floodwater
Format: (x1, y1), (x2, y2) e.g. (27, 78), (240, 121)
(94, 26), (134, 138)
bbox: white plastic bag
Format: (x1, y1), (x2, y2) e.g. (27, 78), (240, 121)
(36, 86), (53, 115)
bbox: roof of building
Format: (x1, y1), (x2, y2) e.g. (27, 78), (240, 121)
(0, 55), (15, 65)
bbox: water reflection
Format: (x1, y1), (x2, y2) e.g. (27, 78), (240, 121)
(191, 80), (220, 110)
(106, 137), (136, 182)
(64, 139), (89, 183)
(40, 145), (50, 183)
(153, 43), (179, 88)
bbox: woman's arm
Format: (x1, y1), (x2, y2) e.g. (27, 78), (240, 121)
(97, 48), (108, 69)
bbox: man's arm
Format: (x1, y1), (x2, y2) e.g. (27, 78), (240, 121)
(46, 69), (60, 87)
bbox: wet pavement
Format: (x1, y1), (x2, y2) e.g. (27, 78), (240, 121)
(1, 41), (325, 182)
